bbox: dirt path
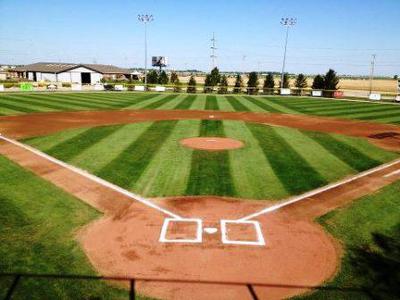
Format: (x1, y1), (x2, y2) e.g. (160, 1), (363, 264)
(0, 110), (400, 299)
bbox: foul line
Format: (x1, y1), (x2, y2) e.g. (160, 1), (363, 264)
(238, 158), (400, 221)
(0, 134), (182, 220)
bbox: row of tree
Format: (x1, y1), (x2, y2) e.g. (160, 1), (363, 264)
(144, 67), (340, 96)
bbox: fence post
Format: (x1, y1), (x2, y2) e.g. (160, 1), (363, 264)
(129, 279), (135, 300)
(5, 275), (21, 300)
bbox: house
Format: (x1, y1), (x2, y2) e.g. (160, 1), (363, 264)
(14, 62), (139, 84)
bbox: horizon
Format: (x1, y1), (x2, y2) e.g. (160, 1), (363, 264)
(1, 0), (399, 76)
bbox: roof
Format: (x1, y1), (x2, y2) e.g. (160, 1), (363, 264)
(14, 62), (131, 74)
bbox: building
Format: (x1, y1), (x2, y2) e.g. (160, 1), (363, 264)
(14, 62), (139, 84)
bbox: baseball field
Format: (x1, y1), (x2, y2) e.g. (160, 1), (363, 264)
(0, 92), (399, 299)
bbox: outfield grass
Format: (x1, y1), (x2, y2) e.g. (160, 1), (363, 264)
(297, 181), (400, 299)
(0, 154), (149, 299)
(1, 92), (400, 124)
(24, 118), (398, 200)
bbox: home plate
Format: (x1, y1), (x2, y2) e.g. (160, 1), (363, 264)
(204, 227), (218, 234)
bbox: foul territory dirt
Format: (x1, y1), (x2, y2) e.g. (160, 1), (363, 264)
(1, 109), (400, 299)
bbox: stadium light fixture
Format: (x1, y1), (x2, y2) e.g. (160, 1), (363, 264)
(138, 14), (154, 86)
(280, 17), (297, 89)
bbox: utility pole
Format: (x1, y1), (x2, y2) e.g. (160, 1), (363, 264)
(280, 17), (297, 90)
(138, 14), (154, 86)
(369, 54), (376, 94)
(210, 32), (217, 70)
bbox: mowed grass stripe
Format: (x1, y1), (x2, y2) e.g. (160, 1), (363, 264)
(243, 96), (282, 113)
(186, 120), (236, 196)
(141, 94), (180, 109)
(205, 95), (219, 110)
(0, 99), (41, 113)
(260, 97), (298, 113)
(304, 131), (382, 171)
(46, 125), (123, 161)
(223, 120), (287, 199)
(247, 123), (328, 194)
(225, 96), (250, 111)
(2, 95), (76, 111)
(174, 95), (197, 110)
(96, 120), (178, 188)
(133, 120), (200, 196)
(215, 95), (235, 111)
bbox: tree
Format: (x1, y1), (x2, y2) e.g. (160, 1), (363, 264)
(323, 69), (339, 97)
(210, 67), (221, 86)
(247, 72), (259, 95)
(158, 70), (169, 85)
(394, 75), (398, 80)
(312, 74), (325, 89)
(146, 70), (158, 84)
(173, 77), (182, 93)
(279, 73), (289, 89)
(233, 74), (243, 94)
(204, 74), (213, 93)
(187, 75), (197, 93)
(263, 73), (275, 95)
(170, 72), (179, 84)
(218, 75), (228, 94)
(294, 73), (307, 95)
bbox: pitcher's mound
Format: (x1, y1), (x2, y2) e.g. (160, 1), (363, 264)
(180, 137), (244, 151)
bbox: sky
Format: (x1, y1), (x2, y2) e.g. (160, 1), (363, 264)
(0, 0), (399, 76)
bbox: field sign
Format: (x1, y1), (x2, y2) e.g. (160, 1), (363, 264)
(0, 84), (4, 92)
(135, 85), (145, 91)
(395, 95), (400, 102)
(369, 93), (381, 101)
(280, 88), (291, 95)
(312, 90), (322, 97)
(155, 86), (166, 92)
(334, 91), (344, 98)
(114, 85), (124, 91)
(20, 83), (33, 92)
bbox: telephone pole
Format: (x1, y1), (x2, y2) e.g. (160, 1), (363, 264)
(369, 54), (376, 94)
(210, 32), (217, 69)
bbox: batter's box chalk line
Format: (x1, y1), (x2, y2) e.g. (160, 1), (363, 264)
(159, 218), (266, 246)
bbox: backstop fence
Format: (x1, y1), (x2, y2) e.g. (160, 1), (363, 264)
(0, 272), (375, 300)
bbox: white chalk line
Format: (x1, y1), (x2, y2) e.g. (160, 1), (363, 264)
(238, 158), (400, 221)
(0, 134), (183, 220)
(384, 169), (400, 178)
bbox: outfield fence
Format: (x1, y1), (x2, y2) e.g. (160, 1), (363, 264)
(0, 272), (375, 300)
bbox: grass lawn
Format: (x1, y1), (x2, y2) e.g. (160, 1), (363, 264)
(0, 155), (152, 299)
(297, 180), (400, 299)
(1, 92), (400, 124)
(24, 120), (398, 200)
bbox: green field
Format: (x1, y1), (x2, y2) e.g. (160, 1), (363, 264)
(0, 155), (142, 300)
(299, 181), (400, 299)
(0, 92), (400, 124)
(24, 119), (398, 200)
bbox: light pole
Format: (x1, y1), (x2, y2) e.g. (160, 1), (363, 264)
(280, 17), (296, 90)
(369, 54), (376, 95)
(138, 14), (154, 86)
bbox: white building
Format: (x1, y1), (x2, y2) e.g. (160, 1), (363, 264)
(15, 62), (138, 84)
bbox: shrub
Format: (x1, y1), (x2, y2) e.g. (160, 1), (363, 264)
(218, 75), (228, 94)
(294, 73), (307, 95)
(158, 70), (169, 85)
(279, 73), (289, 89)
(62, 82), (71, 88)
(104, 84), (114, 91)
(187, 75), (197, 93)
(233, 74), (243, 94)
(263, 73), (275, 95)
(247, 72), (259, 95)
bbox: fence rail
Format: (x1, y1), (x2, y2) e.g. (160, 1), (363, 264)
(0, 272), (371, 300)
